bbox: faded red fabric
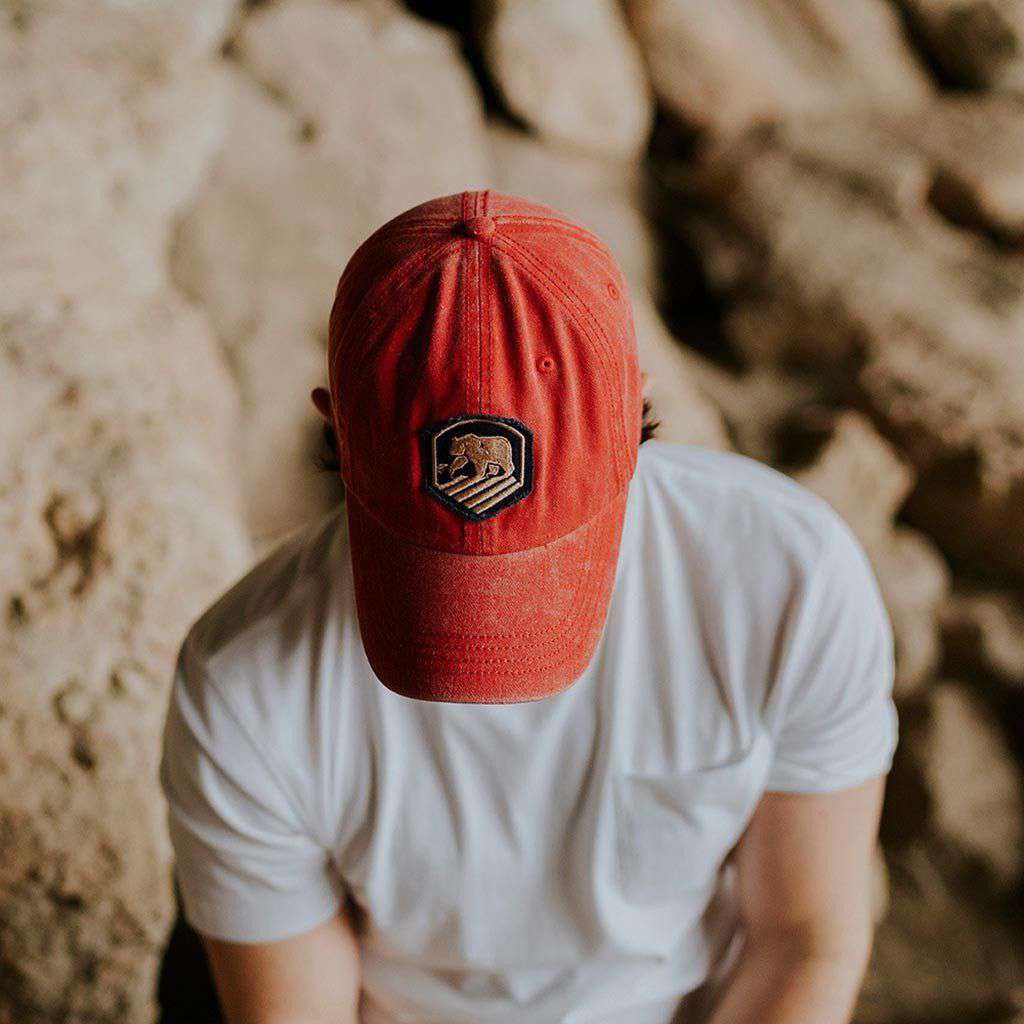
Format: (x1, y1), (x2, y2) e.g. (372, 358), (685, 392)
(327, 190), (642, 703)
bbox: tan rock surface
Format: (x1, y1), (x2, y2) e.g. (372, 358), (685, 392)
(1, 4), (250, 1020)
(479, 0), (653, 157)
(682, 364), (820, 464)
(671, 97), (1024, 579)
(6, 1), (1024, 1019)
(791, 412), (914, 548)
(628, 0), (932, 137)
(630, 295), (733, 450)
(901, 96), (1024, 242)
(0, 296), (251, 1024)
(173, 0), (491, 545)
(1, 1), (233, 315)
(920, 683), (1024, 888)
(898, 0), (1024, 92)
(859, 845), (1024, 1022)
(943, 587), (1024, 687)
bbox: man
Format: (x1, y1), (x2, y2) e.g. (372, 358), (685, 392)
(160, 190), (897, 1024)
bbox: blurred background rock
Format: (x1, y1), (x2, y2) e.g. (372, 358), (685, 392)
(2, 0), (1024, 1021)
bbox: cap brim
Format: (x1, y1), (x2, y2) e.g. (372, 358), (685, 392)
(344, 488), (628, 703)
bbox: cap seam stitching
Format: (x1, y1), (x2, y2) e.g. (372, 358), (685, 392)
(481, 188), (493, 550)
(462, 189), (473, 547)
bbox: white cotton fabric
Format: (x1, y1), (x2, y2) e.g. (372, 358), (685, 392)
(160, 441), (898, 1024)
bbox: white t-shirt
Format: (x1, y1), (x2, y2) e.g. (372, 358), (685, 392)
(160, 440), (897, 1024)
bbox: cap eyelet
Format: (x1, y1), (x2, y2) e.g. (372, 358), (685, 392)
(463, 215), (496, 240)
(606, 281), (620, 300)
(537, 355), (556, 373)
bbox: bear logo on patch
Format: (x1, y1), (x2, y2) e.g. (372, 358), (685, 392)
(421, 414), (533, 521)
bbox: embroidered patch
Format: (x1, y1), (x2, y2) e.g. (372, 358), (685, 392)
(421, 414), (534, 521)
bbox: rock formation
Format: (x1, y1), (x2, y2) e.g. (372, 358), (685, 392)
(628, 0), (932, 136)
(1, 3), (249, 1021)
(5, 0), (1024, 1021)
(669, 98), (1024, 582)
(479, 0), (653, 157)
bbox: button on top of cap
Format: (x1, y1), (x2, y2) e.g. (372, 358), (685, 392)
(463, 215), (496, 240)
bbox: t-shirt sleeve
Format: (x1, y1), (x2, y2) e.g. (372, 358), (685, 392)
(764, 513), (899, 793)
(159, 635), (345, 943)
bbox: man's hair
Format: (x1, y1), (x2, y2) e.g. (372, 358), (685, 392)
(316, 398), (660, 473)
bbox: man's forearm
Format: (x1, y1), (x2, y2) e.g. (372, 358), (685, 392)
(202, 914), (362, 1024)
(705, 929), (872, 1024)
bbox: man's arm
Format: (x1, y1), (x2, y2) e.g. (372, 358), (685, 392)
(202, 903), (362, 1024)
(707, 775), (885, 1024)
(161, 636), (364, 1023)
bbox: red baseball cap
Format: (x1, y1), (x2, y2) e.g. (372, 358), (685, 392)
(325, 190), (642, 703)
